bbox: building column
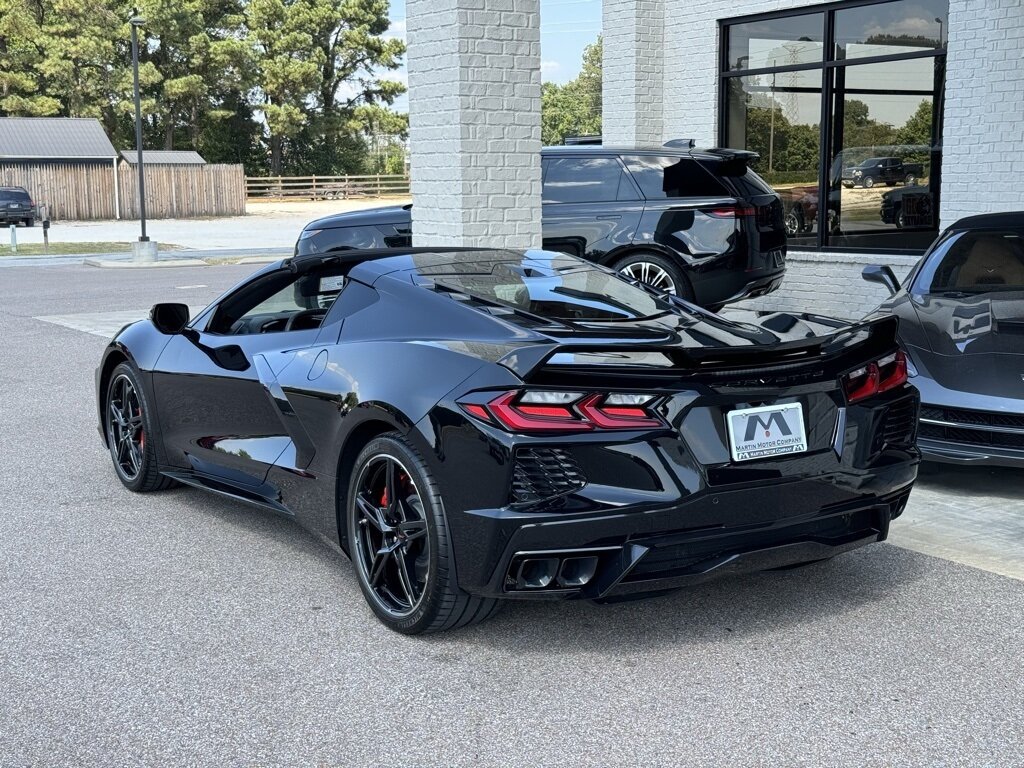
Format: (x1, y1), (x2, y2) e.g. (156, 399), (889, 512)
(940, 0), (1024, 226)
(601, 0), (665, 146)
(406, 0), (542, 249)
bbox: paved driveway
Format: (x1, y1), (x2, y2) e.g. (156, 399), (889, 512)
(3, 198), (408, 251)
(1, 264), (1022, 766)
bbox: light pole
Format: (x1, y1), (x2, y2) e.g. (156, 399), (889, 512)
(130, 15), (151, 254)
(935, 17), (944, 47)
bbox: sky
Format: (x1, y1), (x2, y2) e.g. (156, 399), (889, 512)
(385, 0), (602, 113)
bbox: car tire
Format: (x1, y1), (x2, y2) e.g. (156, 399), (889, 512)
(614, 252), (693, 301)
(105, 362), (175, 492)
(895, 208), (907, 229)
(784, 207), (803, 236)
(346, 433), (500, 634)
(863, 177), (875, 188)
(905, 175), (917, 186)
(23, 218), (34, 227)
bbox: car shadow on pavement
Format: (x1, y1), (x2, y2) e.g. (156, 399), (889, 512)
(427, 543), (933, 653)
(914, 461), (1024, 501)
(165, 484), (932, 651)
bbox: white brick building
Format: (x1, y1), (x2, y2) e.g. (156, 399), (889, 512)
(403, 0), (1022, 320)
(602, 0), (1024, 318)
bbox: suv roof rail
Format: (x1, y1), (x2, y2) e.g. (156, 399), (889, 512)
(563, 135), (602, 145)
(663, 138), (696, 149)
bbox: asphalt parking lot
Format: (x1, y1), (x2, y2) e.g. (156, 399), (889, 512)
(1, 263), (1023, 766)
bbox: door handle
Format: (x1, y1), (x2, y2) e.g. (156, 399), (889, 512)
(596, 214), (621, 221)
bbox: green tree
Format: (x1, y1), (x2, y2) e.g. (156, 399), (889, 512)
(350, 103), (407, 173)
(894, 99), (934, 147)
(245, 0), (405, 174)
(137, 0), (252, 151)
(541, 36), (601, 146)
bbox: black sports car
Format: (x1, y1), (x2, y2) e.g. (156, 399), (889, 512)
(864, 212), (1024, 468)
(98, 247), (919, 634)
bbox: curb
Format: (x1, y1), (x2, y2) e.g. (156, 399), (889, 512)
(84, 257), (206, 269)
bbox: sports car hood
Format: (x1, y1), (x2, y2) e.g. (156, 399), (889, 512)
(908, 292), (1024, 356)
(305, 204), (412, 231)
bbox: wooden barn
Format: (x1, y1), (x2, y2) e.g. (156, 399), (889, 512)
(0, 117), (245, 221)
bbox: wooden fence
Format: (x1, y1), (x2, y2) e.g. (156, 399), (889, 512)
(0, 161), (246, 221)
(118, 164), (247, 219)
(246, 174), (410, 200)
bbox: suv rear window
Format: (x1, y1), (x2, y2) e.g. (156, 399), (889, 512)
(622, 156), (730, 199)
(0, 189), (30, 202)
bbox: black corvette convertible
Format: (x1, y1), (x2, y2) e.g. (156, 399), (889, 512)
(98, 247), (919, 633)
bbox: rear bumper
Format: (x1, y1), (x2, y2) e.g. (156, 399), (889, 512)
(692, 262), (786, 307)
(452, 465), (917, 601)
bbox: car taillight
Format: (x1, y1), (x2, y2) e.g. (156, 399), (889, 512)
(458, 391), (664, 433)
(707, 206), (756, 218)
(842, 350), (908, 404)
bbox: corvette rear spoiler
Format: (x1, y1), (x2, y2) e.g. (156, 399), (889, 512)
(497, 314), (901, 383)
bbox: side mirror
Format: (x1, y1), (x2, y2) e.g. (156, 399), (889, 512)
(150, 303), (190, 334)
(862, 265), (901, 296)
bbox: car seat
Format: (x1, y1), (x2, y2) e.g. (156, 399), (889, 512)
(955, 235), (1024, 288)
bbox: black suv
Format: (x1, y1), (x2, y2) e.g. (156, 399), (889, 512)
(296, 145), (787, 308)
(0, 187), (36, 226)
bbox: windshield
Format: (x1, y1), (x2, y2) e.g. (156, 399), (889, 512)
(427, 256), (672, 321)
(914, 229), (1024, 294)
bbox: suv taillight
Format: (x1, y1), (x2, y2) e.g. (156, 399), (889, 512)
(458, 391), (664, 433)
(842, 351), (908, 404)
(708, 206), (756, 218)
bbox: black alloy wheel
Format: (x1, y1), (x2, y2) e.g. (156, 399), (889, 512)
(346, 434), (499, 634)
(105, 362), (173, 492)
(351, 453), (430, 616)
(108, 372), (145, 481)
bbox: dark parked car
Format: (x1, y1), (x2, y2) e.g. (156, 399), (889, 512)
(97, 246), (919, 634)
(0, 186), (36, 226)
(296, 145), (788, 309)
(880, 185), (934, 229)
(864, 212), (1024, 468)
(842, 157), (923, 189)
(784, 184), (839, 236)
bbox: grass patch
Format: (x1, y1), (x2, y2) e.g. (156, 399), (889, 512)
(0, 241), (184, 256)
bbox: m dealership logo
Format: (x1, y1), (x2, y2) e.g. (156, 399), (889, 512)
(744, 411), (793, 442)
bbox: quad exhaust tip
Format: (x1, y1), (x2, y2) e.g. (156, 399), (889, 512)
(513, 554), (601, 591)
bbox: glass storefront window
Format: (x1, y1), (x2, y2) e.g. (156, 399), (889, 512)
(829, 58), (941, 250)
(726, 12), (824, 72)
(834, 0), (948, 60)
(723, 74), (823, 248)
(720, 0), (947, 253)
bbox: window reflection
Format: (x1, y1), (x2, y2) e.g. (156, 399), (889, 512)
(829, 58), (940, 250)
(721, 0), (947, 252)
(835, 0), (947, 60)
(725, 74), (822, 248)
(726, 12), (824, 72)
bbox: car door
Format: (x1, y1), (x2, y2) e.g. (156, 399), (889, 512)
(541, 154), (644, 262)
(152, 267), (346, 488)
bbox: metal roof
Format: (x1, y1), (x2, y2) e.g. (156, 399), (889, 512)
(0, 117), (118, 160)
(120, 150), (207, 165)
